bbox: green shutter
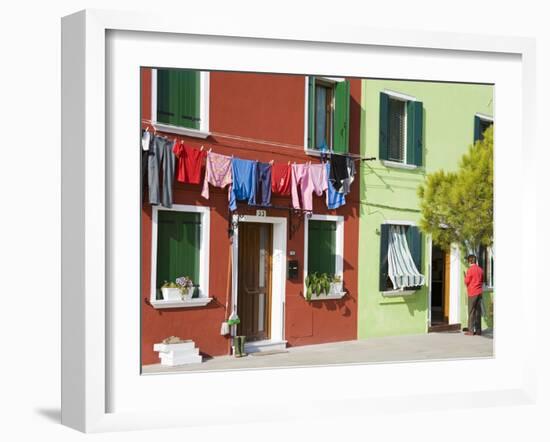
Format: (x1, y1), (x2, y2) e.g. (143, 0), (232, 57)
(177, 70), (201, 129)
(406, 226), (422, 274)
(379, 93), (390, 161)
(474, 115), (482, 143)
(308, 220), (336, 275)
(307, 76), (316, 149)
(156, 211), (201, 299)
(157, 69), (180, 126)
(407, 100), (423, 166)
(379, 224), (390, 291)
(333, 80), (350, 153)
(157, 69), (201, 129)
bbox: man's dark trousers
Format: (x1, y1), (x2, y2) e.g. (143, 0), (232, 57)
(468, 294), (483, 335)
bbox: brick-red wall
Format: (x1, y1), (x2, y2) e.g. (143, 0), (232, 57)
(141, 69), (360, 365)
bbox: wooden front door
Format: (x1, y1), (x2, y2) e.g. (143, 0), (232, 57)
(237, 223), (273, 342)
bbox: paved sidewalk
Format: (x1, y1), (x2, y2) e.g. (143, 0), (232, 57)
(142, 331), (493, 375)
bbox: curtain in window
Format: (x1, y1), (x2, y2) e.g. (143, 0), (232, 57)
(315, 85), (327, 149)
(387, 225), (425, 289)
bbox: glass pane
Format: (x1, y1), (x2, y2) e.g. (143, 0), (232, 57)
(315, 85), (327, 149)
(388, 98), (406, 162)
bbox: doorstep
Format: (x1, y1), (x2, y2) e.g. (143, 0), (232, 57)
(243, 339), (287, 354)
(428, 323), (462, 333)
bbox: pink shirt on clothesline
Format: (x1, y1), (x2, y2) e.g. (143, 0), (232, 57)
(291, 163), (327, 211)
(201, 151), (233, 199)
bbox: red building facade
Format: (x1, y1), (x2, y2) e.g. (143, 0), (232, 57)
(141, 69), (361, 365)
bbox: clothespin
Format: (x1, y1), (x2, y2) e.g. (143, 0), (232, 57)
(287, 160), (290, 166)
(208, 147), (212, 153)
(269, 159), (274, 165)
(200, 145), (204, 151)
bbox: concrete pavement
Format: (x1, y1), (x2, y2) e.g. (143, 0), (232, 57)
(142, 331), (494, 375)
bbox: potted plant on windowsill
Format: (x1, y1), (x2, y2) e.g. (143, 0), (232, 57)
(160, 281), (182, 301)
(160, 276), (195, 301)
(329, 274), (343, 295)
(175, 276), (194, 300)
(305, 272), (332, 301)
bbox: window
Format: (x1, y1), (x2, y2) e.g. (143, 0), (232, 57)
(150, 205), (211, 307)
(474, 114), (494, 142)
(379, 223), (424, 292)
(307, 220), (337, 275)
(307, 77), (350, 153)
(379, 92), (423, 167)
(304, 215), (344, 287)
(153, 69), (210, 137)
(477, 245), (494, 289)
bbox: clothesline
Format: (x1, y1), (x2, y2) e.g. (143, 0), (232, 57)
(141, 119), (377, 163)
(142, 130), (357, 214)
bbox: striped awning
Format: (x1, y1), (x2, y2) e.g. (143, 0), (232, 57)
(387, 225), (425, 289)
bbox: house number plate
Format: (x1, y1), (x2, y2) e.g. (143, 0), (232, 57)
(256, 209), (267, 217)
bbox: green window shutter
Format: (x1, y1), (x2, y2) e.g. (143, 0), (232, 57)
(379, 224), (390, 291)
(474, 115), (482, 143)
(333, 80), (350, 153)
(307, 76), (316, 149)
(156, 211), (201, 298)
(308, 220), (336, 275)
(177, 70), (201, 130)
(406, 101), (423, 166)
(157, 69), (180, 126)
(406, 226), (422, 274)
(379, 92), (390, 161)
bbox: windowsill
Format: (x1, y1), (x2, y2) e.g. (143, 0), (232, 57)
(381, 288), (419, 297)
(304, 291), (347, 301)
(153, 122), (210, 139)
(305, 148), (331, 157)
(381, 160), (421, 170)
(150, 297), (213, 309)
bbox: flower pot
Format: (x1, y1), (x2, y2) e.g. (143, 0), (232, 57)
(330, 281), (343, 294)
(181, 289), (192, 300)
(161, 287), (182, 301)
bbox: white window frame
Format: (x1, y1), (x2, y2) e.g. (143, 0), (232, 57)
(380, 219), (423, 296)
(149, 204), (211, 309)
(481, 245), (494, 290)
(151, 69), (211, 139)
(303, 76), (346, 156)
(380, 89), (422, 170)
(303, 214), (345, 299)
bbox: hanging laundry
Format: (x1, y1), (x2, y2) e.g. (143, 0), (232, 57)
(271, 162), (292, 196)
(291, 163), (327, 211)
(337, 156), (356, 195)
(329, 154), (349, 193)
(173, 142), (206, 184)
(201, 151), (233, 199)
(255, 162), (272, 206)
(148, 135), (176, 208)
(325, 162), (346, 210)
(229, 158), (257, 211)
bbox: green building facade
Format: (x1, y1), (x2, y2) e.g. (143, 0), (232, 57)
(358, 79), (494, 339)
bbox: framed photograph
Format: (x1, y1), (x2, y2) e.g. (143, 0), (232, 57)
(61, 9), (537, 433)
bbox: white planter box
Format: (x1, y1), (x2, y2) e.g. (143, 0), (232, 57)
(330, 281), (343, 294)
(161, 287), (182, 301)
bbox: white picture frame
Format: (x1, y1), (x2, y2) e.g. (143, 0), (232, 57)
(61, 9), (537, 433)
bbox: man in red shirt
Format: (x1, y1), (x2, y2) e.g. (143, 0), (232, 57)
(464, 254), (484, 336)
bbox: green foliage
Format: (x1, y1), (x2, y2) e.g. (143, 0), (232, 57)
(417, 126), (493, 254)
(161, 281), (179, 289)
(305, 272), (337, 301)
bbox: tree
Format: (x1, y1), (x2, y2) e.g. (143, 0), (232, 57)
(417, 126), (493, 255)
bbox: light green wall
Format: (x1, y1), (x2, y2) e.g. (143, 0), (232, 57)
(358, 79), (494, 339)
